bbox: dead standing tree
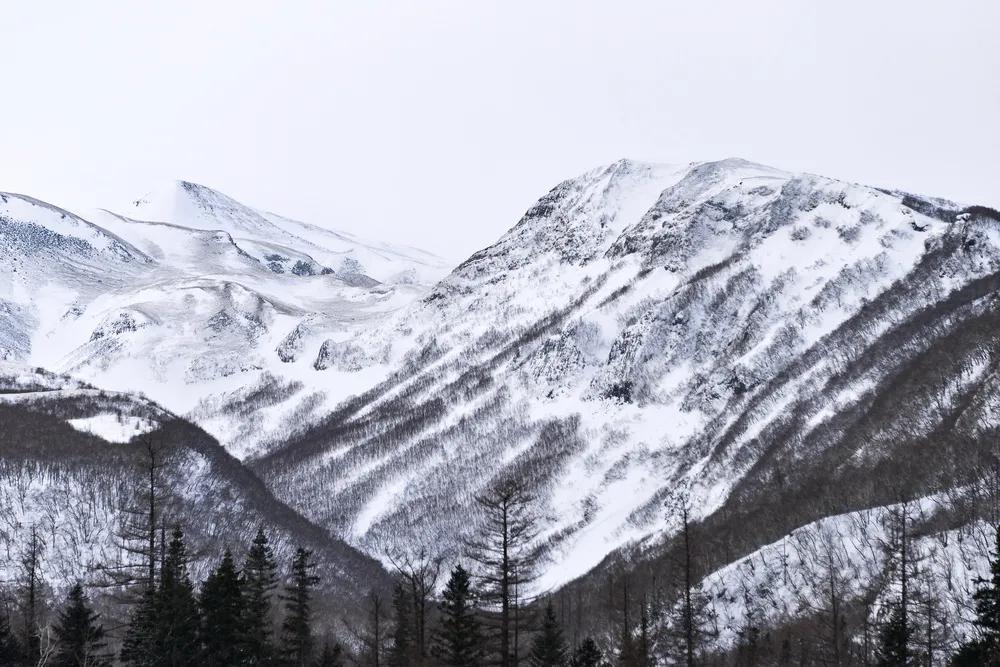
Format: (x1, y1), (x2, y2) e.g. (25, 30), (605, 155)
(465, 476), (540, 667)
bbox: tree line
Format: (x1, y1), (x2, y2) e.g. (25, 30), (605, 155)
(6, 466), (1000, 665)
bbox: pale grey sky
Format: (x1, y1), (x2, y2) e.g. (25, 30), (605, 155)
(2, 1), (997, 261)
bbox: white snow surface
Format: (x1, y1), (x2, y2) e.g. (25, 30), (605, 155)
(66, 413), (157, 443)
(1, 180), (449, 458)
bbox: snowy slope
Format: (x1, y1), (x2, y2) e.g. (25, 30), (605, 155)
(0, 364), (390, 608)
(125, 180), (450, 283)
(253, 158), (1000, 600)
(0, 182), (446, 458)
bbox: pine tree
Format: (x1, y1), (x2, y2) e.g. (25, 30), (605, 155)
(152, 524), (201, 665)
(528, 602), (567, 667)
(570, 638), (603, 667)
(316, 640), (345, 667)
(877, 604), (911, 667)
(280, 547), (320, 666)
(433, 564), (483, 667)
(51, 582), (111, 667)
(388, 581), (415, 667)
(120, 588), (157, 665)
(242, 527), (279, 665)
(19, 524), (45, 663)
(200, 550), (245, 666)
(615, 579), (638, 667)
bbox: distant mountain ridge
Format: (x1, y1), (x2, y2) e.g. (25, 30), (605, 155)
(0, 180), (450, 458)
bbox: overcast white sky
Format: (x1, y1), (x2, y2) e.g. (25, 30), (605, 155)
(2, 1), (997, 261)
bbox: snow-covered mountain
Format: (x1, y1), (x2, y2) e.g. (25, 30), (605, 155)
(248, 158), (1000, 605)
(0, 182), (450, 458)
(4, 159), (1000, 639)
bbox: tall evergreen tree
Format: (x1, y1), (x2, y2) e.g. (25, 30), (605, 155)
(200, 550), (245, 666)
(638, 604), (651, 667)
(616, 580), (637, 667)
(661, 492), (717, 666)
(120, 588), (157, 665)
(877, 604), (912, 667)
(19, 524), (45, 664)
(674, 494), (696, 667)
(242, 527), (279, 665)
(388, 581), (415, 667)
(280, 547), (320, 667)
(433, 564), (483, 667)
(570, 638), (603, 667)
(152, 524), (201, 665)
(51, 582), (111, 667)
(528, 602), (568, 667)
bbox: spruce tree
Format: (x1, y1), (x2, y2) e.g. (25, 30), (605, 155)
(876, 604), (911, 667)
(242, 527), (279, 664)
(19, 524), (45, 663)
(570, 638), (603, 667)
(280, 547), (320, 666)
(120, 588), (157, 665)
(153, 524), (201, 665)
(433, 564), (483, 667)
(200, 550), (245, 666)
(388, 581), (415, 667)
(51, 582), (111, 667)
(528, 602), (567, 667)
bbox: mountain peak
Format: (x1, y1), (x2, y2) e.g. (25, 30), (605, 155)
(127, 179), (277, 237)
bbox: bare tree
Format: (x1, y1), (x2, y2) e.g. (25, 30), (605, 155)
(465, 476), (540, 667)
(386, 547), (443, 664)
